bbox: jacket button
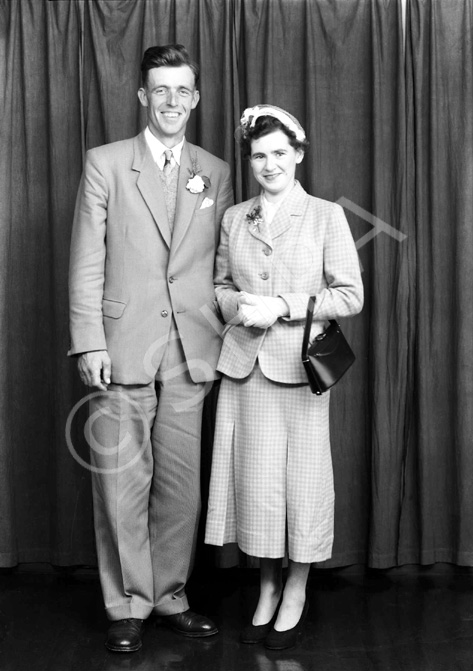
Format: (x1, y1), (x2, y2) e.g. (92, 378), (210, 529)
(161, 310), (168, 318)
(169, 276), (175, 283)
(260, 272), (269, 280)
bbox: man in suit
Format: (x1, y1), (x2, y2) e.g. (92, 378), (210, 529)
(68, 44), (233, 653)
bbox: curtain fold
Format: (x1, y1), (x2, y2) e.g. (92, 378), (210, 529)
(401, 0), (473, 565)
(363, 0), (413, 568)
(0, 0), (472, 570)
(82, 0), (238, 161)
(0, 0), (95, 566)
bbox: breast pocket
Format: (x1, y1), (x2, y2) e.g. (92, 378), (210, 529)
(194, 204), (216, 218)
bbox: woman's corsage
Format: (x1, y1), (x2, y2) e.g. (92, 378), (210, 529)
(186, 154), (210, 194)
(246, 205), (263, 231)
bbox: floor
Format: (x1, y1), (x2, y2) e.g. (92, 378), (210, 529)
(1, 564), (473, 671)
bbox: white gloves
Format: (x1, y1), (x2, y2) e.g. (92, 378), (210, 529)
(237, 291), (289, 329)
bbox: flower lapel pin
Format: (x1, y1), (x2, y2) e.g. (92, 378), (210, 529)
(246, 205), (263, 232)
(186, 153), (210, 194)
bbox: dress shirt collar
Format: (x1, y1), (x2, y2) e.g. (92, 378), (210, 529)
(144, 127), (185, 169)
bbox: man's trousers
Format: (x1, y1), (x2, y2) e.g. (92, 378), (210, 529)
(88, 329), (208, 620)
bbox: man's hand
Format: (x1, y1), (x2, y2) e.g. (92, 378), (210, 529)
(237, 292), (289, 329)
(77, 350), (111, 390)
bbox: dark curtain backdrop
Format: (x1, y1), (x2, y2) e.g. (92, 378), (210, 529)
(403, 0), (473, 565)
(0, 0), (472, 570)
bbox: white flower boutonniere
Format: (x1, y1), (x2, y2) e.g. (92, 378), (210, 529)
(186, 153), (211, 194)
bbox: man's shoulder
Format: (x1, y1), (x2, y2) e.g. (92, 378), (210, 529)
(86, 135), (137, 160)
(188, 143), (230, 172)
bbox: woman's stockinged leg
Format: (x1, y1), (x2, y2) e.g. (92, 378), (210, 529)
(274, 560), (310, 631)
(252, 558), (283, 625)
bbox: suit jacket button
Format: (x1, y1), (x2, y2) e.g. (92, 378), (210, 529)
(260, 272), (269, 280)
(161, 310), (169, 318)
(169, 276), (175, 283)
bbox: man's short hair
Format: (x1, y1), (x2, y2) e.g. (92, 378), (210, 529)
(141, 44), (200, 88)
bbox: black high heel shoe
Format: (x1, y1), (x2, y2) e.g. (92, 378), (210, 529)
(264, 600), (309, 650)
(240, 605), (280, 644)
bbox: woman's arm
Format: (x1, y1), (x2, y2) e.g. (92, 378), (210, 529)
(214, 210), (243, 323)
(279, 204), (363, 322)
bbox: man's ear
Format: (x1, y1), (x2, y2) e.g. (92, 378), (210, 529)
(191, 89), (200, 110)
(137, 88), (148, 108)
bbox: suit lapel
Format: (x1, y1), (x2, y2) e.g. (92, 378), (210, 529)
(133, 132), (172, 248)
(269, 182), (307, 241)
(247, 196), (272, 246)
(248, 183), (307, 247)
(171, 141), (200, 253)
(270, 203), (294, 240)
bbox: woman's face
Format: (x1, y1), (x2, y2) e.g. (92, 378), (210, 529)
(249, 129), (303, 200)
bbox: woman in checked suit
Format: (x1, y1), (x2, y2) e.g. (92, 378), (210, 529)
(205, 105), (363, 649)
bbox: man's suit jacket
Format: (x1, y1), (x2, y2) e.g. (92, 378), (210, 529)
(68, 131), (233, 384)
(214, 182), (364, 383)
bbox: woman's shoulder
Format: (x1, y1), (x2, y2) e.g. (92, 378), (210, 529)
(285, 182), (342, 217)
(304, 192), (343, 214)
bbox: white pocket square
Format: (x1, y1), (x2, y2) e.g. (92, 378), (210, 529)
(200, 197), (214, 209)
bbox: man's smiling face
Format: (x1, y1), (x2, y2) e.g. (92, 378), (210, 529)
(138, 65), (200, 147)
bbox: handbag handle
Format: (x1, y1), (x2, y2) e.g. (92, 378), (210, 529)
(302, 296), (337, 356)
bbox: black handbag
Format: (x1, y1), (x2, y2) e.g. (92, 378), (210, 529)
(301, 296), (356, 395)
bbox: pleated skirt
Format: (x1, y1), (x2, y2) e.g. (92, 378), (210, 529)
(205, 364), (335, 563)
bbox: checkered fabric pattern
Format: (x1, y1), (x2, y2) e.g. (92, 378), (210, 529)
(205, 364), (335, 562)
(215, 182), (363, 383)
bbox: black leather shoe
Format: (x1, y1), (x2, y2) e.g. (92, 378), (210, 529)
(105, 618), (143, 652)
(264, 601), (309, 651)
(240, 596), (282, 644)
(161, 609), (218, 638)
(240, 617), (276, 644)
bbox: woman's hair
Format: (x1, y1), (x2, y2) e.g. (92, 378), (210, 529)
(140, 44), (200, 88)
(237, 114), (309, 159)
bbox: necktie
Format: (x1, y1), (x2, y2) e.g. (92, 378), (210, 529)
(163, 149), (173, 176)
